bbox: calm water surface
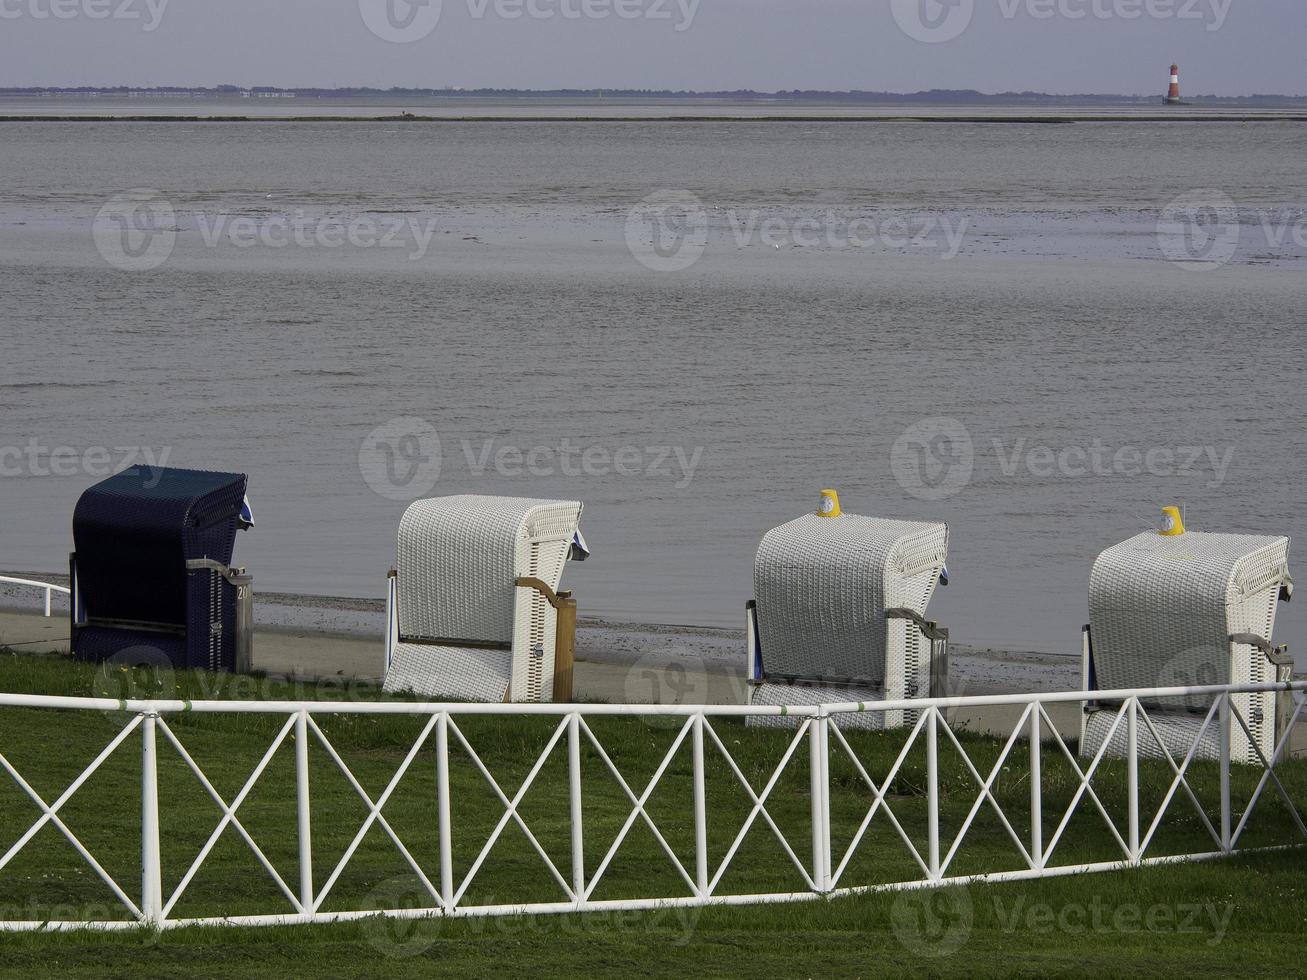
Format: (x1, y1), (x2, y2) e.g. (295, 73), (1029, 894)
(1, 119), (1304, 657)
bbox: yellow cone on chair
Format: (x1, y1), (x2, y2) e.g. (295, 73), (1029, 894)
(1159, 505), (1186, 536)
(817, 489), (842, 518)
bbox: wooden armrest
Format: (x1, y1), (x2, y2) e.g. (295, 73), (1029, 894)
(516, 576), (565, 608)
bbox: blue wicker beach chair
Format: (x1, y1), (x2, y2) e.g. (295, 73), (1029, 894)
(746, 490), (951, 729)
(70, 467), (254, 672)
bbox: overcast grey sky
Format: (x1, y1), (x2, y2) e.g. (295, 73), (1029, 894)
(0, 0), (1302, 95)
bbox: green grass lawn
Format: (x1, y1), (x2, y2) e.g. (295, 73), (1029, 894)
(1, 648), (1305, 978)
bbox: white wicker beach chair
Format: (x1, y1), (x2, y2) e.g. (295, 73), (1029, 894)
(1081, 517), (1293, 765)
(382, 495), (585, 703)
(746, 491), (950, 729)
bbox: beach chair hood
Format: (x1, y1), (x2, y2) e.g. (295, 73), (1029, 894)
(1089, 530), (1290, 700)
(753, 512), (948, 687)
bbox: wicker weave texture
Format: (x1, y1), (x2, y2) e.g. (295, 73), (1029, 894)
(72, 467), (246, 630)
(747, 681), (894, 730)
(1089, 531), (1289, 712)
(382, 642), (513, 702)
(1082, 708), (1236, 764)
(393, 495), (581, 703)
(753, 513), (947, 699)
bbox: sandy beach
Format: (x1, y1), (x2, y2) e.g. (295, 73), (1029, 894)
(1, 569), (1090, 741)
(0, 568), (1079, 689)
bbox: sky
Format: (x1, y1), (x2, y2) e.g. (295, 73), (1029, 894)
(0, 0), (1303, 95)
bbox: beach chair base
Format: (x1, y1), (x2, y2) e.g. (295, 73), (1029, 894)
(747, 681), (902, 730)
(382, 642), (513, 702)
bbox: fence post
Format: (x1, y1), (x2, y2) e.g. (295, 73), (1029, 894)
(1029, 705), (1042, 869)
(569, 712), (585, 902)
(140, 713), (163, 928)
(926, 706), (940, 880)
(295, 710), (314, 913)
(692, 713), (708, 897)
(1126, 697), (1139, 862)
(437, 711), (454, 908)
(1219, 693), (1232, 851)
(819, 713), (831, 891)
(809, 711), (830, 892)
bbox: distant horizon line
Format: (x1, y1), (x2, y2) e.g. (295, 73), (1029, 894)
(3, 85), (1305, 103)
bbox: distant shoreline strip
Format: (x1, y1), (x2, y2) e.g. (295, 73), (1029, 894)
(2, 114), (1306, 124)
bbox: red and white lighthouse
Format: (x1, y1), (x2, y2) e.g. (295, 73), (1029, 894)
(1165, 64), (1182, 105)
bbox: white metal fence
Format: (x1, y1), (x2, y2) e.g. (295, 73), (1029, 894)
(0, 575), (69, 617)
(0, 680), (1304, 932)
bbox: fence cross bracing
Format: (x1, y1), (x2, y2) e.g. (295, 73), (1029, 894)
(0, 681), (1304, 932)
